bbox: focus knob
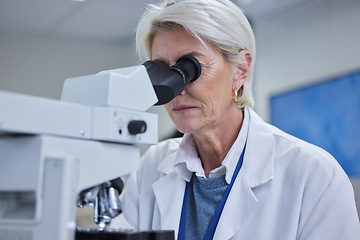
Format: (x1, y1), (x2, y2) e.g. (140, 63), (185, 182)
(128, 120), (147, 135)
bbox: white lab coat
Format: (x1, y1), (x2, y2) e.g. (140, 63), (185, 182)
(113, 107), (360, 239)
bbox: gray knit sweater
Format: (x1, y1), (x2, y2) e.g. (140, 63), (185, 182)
(184, 174), (228, 240)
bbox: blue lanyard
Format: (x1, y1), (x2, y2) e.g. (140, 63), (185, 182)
(177, 144), (246, 240)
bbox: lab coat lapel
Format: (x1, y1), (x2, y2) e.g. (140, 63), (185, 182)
(152, 170), (186, 236)
(244, 107), (275, 188)
(214, 107), (276, 239)
(213, 170), (258, 240)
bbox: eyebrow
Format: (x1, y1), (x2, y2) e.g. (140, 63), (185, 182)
(152, 51), (205, 66)
(184, 51), (205, 59)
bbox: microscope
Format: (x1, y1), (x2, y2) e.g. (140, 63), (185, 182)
(0, 55), (201, 240)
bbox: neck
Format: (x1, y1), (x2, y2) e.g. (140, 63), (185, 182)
(193, 107), (244, 178)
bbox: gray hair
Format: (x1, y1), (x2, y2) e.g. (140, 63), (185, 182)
(136, 0), (256, 107)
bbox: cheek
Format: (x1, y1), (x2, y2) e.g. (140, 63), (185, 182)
(198, 70), (233, 105)
(163, 103), (172, 117)
(193, 86), (228, 120)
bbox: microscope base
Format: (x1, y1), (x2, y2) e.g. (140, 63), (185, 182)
(75, 228), (174, 240)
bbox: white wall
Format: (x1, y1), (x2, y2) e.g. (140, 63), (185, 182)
(0, 35), (139, 99)
(252, 0), (360, 216)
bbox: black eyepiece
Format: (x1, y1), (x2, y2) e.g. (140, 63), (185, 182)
(142, 55), (202, 105)
(170, 55), (202, 83)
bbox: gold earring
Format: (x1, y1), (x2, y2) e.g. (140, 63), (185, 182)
(233, 88), (238, 103)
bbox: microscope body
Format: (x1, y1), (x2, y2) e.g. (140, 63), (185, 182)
(0, 66), (158, 240)
(0, 55), (201, 240)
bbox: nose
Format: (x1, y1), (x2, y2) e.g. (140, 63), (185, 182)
(179, 89), (186, 95)
(179, 77), (195, 96)
(180, 82), (191, 95)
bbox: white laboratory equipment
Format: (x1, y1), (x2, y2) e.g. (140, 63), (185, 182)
(0, 55), (201, 240)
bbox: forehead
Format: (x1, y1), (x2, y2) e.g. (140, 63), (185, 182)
(151, 28), (209, 61)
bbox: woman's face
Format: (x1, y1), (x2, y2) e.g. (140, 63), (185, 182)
(151, 28), (241, 134)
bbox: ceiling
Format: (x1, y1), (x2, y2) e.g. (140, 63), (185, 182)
(0, 0), (316, 46)
(0, 0), (153, 45)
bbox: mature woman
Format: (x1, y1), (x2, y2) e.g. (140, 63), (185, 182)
(113, 0), (360, 239)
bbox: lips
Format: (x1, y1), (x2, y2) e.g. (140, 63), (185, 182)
(172, 105), (197, 112)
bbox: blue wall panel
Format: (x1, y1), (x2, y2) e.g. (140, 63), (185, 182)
(271, 71), (360, 177)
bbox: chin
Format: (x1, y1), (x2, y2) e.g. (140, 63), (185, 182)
(170, 114), (207, 134)
(174, 122), (203, 135)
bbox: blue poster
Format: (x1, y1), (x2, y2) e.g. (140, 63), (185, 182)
(271, 71), (360, 177)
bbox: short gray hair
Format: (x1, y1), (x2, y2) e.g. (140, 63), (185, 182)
(136, 0), (256, 107)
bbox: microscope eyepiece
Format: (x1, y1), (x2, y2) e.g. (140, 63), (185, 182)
(142, 54), (202, 105)
(170, 55), (202, 83)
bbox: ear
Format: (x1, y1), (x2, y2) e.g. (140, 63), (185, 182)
(232, 50), (252, 90)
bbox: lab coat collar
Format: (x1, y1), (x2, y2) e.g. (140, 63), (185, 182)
(156, 150), (177, 175)
(243, 106), (275, 188)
